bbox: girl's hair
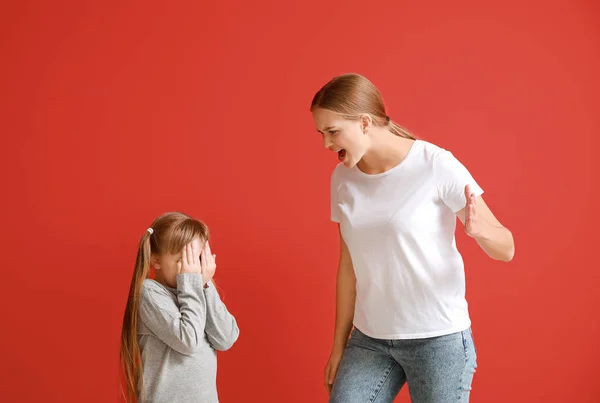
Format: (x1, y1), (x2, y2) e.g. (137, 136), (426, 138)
(120, 212), (210, 402)
(310, 73), (416, 140)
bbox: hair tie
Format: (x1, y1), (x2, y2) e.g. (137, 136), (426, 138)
(385, 115), (391, 122)
(147, 228), (154, 235)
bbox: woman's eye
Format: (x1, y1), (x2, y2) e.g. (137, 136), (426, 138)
(329, 130), (338, 135)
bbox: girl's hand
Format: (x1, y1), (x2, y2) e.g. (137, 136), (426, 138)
(200, 240), (216, 286)
(180, 241), (201, 274)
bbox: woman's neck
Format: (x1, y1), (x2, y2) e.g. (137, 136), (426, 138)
(357, 129), (416, 175)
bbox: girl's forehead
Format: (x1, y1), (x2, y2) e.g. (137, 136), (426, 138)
(166, 236), (204, 254)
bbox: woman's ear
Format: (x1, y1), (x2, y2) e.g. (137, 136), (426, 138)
(360, 114), (373, 134)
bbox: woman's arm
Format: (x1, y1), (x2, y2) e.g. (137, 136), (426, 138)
(457, 185), (515, 262)
(332, 226), (357, 353)
(324, 226), (357, 393)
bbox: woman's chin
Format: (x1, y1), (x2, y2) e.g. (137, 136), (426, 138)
(342, 157), (356, 168)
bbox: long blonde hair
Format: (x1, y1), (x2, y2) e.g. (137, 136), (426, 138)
(120, 212), (210, 402)
(310, 73), (416, 140)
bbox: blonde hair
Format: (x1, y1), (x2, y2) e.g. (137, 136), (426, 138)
(120, 212), (210, 402)
(310, 73), (415, 140)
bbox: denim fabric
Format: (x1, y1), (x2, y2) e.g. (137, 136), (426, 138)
(330, 327), (477, 403)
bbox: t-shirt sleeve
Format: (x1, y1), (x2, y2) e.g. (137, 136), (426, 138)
(433, 150), (484, 214)
(330, 167), (341, 223)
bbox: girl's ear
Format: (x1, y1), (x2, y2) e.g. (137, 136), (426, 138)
(151, 255), (160, 270)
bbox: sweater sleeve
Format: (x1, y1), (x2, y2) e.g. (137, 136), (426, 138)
(139, 274), (207, 356)
(203, 281), (240, 351)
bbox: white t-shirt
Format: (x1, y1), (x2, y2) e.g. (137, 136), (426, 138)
(330, 139), (483, 339)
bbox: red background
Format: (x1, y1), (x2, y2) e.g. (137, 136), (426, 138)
(1, 1), (599, 402)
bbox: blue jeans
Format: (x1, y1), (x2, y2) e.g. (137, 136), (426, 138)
(330, 327), (477, 403)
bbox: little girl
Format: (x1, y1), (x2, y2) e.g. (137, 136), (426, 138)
(120, 212), (239, 403)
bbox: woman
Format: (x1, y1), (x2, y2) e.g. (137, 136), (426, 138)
(311, 73), (514, 403)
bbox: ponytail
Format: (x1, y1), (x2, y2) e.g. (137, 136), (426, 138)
(120, 231), (152, 402)
(388, 118), (416, 140)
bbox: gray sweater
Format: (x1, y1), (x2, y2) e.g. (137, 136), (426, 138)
(138, 273), (239, 403)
